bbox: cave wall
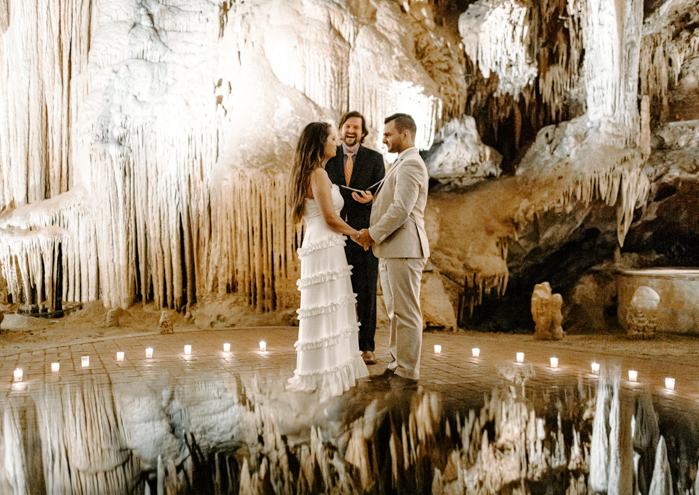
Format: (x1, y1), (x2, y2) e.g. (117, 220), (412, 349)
(0, 0), (460, 310)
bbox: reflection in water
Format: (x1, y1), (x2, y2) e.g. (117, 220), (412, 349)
(0, 366), (697, 494)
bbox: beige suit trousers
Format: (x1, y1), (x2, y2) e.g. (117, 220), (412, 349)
(380, 257), (427, 380)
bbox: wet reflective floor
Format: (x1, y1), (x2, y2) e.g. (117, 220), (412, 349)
(1, 327), (699, 493)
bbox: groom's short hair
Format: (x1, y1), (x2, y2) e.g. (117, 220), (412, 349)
(385, 113), (416, 137)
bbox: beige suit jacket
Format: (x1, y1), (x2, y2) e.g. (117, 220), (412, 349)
(369, 147), (430, 259)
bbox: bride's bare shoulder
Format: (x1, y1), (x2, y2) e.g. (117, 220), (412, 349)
(310, 167), (329, 181)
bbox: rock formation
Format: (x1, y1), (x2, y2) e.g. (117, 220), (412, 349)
(531, 282), (565, 340)
(158, 311), (173, 334)
(625, 286), (660, 339)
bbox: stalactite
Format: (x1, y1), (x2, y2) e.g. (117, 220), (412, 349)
(0, 0), (456, 311)
(648, 436), (673, 495)
(640, 4), (699, 122)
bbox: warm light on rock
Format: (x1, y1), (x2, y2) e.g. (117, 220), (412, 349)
(223, 343), (231, 353)
(550, 357), (558, 368)
(145, 348), (153, 358)
(81, 356), (89, 368)
(51, 363), (60, 373)
(665, 377), (675, 390)
(472, 348), (480, 358)
(434, 345), (442, 354)
(117, 352), (125, 361)
(628, 370), (638, 382)
(13, 368), (23, 382)
(184, 345), (192, 355)
(516, 352), (524, 363)
(591, 362), (600, 374)
(260, 341), (267, 352)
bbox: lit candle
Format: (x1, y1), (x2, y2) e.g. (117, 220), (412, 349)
(472, 348), (480, 358)
(434, 345), (442, 354)
(223, 343), (231, 353)
(145, 348), (153, 358)
(117, 351), (125, 361)
(13, 368), (23, 382)
(259, 341), (267, 352)
(628, 370), (638, 382)
(550, 357), (558, 368)
(591, 362), (600, 374)
(81, 356), (89, 368)
(665, 377), (675, 391)
(184, 345), (192, 355)
(51, 363), (60, 373)
(516, 352), (524, 363)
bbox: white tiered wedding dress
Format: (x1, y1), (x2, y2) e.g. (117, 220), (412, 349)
(286, 184), (368, 401)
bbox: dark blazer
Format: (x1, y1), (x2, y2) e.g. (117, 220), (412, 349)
(326, 145), (385, 230)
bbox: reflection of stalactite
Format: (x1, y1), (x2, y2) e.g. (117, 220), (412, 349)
(35, 378), (141, 494)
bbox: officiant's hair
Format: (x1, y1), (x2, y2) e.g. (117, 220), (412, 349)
(385, 113), (416, 137)
(288, 122), (333, 224)
(339, 111), (368, 144)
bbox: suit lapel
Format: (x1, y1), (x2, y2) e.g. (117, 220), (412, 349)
(375, 153), (406, 195)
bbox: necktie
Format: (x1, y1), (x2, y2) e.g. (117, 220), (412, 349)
(344, 152), (354, 186)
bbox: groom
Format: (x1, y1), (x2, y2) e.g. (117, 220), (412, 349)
(356, 113), (430, 390)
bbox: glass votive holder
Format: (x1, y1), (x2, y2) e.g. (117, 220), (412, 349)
(223, 343), (231, 353)
(259, 341), (267, 352)
(472, 348), (480, 358)
(13, 368), (23, 382)
(434, 345), (442, 354)
(628, 370), (638, 382)
(145, 348), (153, 358)
(550, 357), (558, 368)
(516, 352), (524, 363)
(665, 377), (675, 391)
(51, 363), (60, 373)
(117, 351), (125, 361)
(184, 345), (192, 356)
(591, 362), (600, 374)
(81, 356), (89, 368)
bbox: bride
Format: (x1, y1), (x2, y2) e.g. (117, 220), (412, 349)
(286, 122), (369, 401)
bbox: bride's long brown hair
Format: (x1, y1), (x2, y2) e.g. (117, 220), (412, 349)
(287, 122), (332, 224)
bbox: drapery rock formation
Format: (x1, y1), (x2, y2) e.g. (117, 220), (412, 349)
(0, 0), (461, 312)
(1, 0), (699, 330)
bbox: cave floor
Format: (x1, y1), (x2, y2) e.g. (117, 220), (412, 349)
(2, 324), (698, 416)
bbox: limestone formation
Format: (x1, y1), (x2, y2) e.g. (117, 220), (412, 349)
(626, 286), (659, 339)
(425, 116), (502, 189)
(106, 309), (119, 327)
(531, 282), (565, 340)
(158, 311), (173, 334)
(421, 270), (457, 331)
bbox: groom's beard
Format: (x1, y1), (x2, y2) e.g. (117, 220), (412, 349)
(343, 134), (358, 146)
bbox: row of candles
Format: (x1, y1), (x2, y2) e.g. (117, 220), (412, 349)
(10, 341), (677, 392)
(12, 341), (269, 383)
(432, 345), (677, 391)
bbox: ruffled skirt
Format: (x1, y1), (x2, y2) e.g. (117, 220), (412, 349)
(287, 222), (368, 401)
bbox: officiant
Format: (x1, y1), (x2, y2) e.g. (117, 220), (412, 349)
(326, 111), (386, 365)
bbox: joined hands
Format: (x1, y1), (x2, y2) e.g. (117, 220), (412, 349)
(352, 229), (373, 251)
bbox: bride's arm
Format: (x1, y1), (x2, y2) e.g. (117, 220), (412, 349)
(310, 169), (359, 238)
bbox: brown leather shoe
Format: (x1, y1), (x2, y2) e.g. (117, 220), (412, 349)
(362, 350), (377, 365)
